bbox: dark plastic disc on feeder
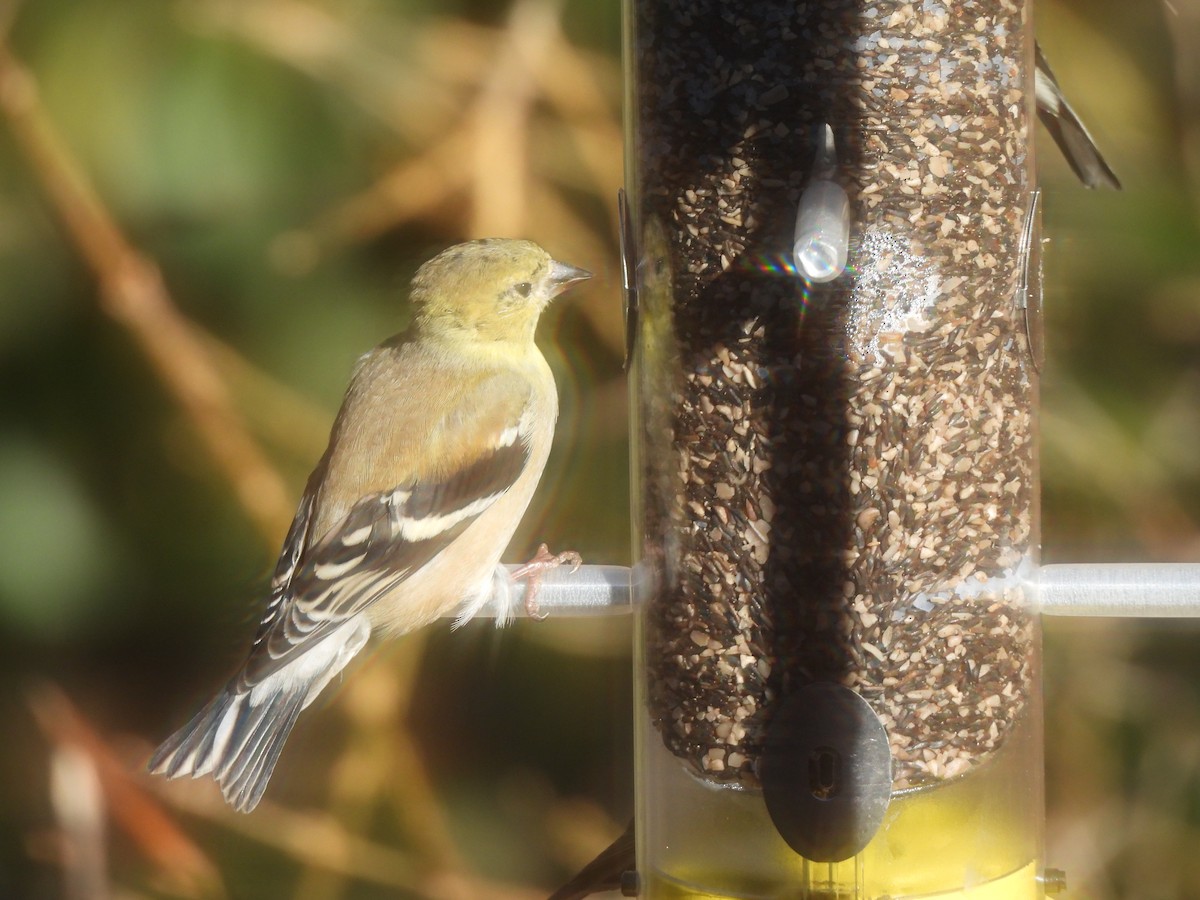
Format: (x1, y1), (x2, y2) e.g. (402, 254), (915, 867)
(758, 681), (893, 863)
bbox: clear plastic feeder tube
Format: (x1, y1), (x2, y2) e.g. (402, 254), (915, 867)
(625, 0), (1045, 897)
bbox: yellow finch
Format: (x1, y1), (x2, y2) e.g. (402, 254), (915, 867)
(150, 239), (590, 812)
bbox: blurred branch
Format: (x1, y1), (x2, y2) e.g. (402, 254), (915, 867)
(345, 641), (464, 871)
(197, 331), (332, 465)
(1043, 374), (1200, 558)
(194, 0), (626, 358)
(292, 639), (467, 900)
(49, 743), (109, 900)
(465, 0), (561, 238)
(1162, 0), (1200, 213)
(28, 683), (226, 898)
(270, 1), (563, 250)
(302, 128), (474, 251)
(0, 1), (17, 43)
(181, 0), (458, 143)
(156, 776), (419, 893)
(0, 40), (293, 546)
(154, 773), (543, 900)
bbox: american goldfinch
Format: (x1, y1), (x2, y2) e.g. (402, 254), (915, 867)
(1035, 42), (1121, 190)
(150, 238), (590, 812)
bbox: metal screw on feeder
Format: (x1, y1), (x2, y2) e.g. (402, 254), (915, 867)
(793, 124), (850, 283)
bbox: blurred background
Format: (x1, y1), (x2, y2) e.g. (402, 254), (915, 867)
(0, 0), (1196, 897)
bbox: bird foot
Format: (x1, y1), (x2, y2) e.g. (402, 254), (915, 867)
(510, 543), (582, 620)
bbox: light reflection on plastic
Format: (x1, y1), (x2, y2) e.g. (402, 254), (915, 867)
(739, 250), (813, 319)
(846, 229), (941, 362)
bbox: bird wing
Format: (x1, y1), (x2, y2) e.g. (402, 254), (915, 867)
(238, 366), (535, 689)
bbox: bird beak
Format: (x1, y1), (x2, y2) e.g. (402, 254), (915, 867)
(548, 260), (592, 296)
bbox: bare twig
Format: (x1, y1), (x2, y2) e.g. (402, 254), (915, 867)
(196, 330), (332, 465)
(155, 770), (544, 900)
(304, 128), (474, 254)
(291, 640), (467, 900)
(49, 743), (109, 900)
(28, 683), (226, 899)
(1043, 375), (1200, 557)
(154, 776), (419, 892)
(0, 43), (293, 546)
(465, 0), (562, 237)
(181, 0), (458, 143)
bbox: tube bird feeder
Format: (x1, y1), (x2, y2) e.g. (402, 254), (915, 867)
(624, 0), (1044, 896)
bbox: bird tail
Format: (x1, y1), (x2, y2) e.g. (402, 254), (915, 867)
(547, 821), (636, 900)
(149, 617), (371, 813)
(148, 681), (309, 813)
(1034, 44), (1121, 191)
(1039, 102), (1122, 191)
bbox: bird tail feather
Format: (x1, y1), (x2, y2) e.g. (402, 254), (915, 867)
(148, 615), (372, 813)
(148, 681), (308, 813)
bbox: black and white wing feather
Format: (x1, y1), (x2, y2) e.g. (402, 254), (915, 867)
(150, 364), (536, 812)
(1035, 42), (1121, 190)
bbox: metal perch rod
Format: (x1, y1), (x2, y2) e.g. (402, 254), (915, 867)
(1036, 564), (1200, 617)
(457, 563), (1200, 618)
(474, 564), (635, 616)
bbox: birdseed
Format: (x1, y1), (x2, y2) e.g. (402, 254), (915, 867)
(629, 0), (1037, 791)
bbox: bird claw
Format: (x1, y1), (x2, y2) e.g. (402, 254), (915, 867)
(511, 543), (582, 620)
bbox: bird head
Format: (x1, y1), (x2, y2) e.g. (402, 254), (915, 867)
(410, 239), (591, 343)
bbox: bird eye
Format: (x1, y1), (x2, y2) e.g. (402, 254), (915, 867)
(513, 282), (533, 298)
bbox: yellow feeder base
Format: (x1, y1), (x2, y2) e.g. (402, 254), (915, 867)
(638, 712), (1044, 899)
(647, 860), (1040, 899)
